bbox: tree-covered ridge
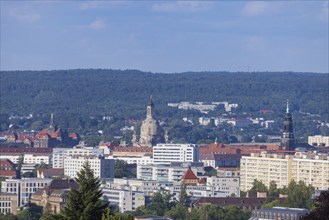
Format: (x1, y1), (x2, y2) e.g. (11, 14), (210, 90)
(1, 69), (328, 119)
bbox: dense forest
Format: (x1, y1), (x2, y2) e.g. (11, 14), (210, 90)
(0, 69), (328, 143)
(1, 69), (328, 117)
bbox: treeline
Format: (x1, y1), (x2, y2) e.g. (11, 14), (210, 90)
(1, 69), (328, 120)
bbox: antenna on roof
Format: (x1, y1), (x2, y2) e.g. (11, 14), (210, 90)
(286, 99), (289, 113)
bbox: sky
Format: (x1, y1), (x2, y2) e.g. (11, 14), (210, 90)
(1, 1), (328, 73)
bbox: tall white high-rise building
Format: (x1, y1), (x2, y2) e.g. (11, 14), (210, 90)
(153, 143), (199, 164)
(64, 156), (114, 179)
(53, 146), (104, 168)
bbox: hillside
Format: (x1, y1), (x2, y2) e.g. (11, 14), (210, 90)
(1, 69), (328, 120)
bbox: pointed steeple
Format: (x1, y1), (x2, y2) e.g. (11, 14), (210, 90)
(286, 99), (289, 113)
(48, 113), (56, 132)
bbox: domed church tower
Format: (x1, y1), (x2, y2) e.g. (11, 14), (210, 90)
(139, 97), (163, 147)
(281, 100), (295, 150)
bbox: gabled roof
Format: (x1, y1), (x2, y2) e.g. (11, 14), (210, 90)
(181, 168), (198, 180)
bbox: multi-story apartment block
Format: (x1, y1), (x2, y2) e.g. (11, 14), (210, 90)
(0, 154), (51, 165)
(53, 146), (104, 168)
(153, 144), (199, 164)
(308, 135), (329, 147)
(205, 176), (240, 197)
(0, 193), (18, 215)
(240, 153), (293, 191)
(137, 162), (203, 182)
(292, 152), (329, 190)
(64, 156), (114, 179)
(1, 178), (52, 207)
(101, 187), (145, 213)
(241, 152), (329, 191)
(110, 155), (153, 165)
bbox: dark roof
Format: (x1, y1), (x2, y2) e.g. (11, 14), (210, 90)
(213, 154), (249, 160)
(34, 179), (79, 196)
(0, 147), (52, 155)
(37, 168), (64, 177)
(193, 197), (286, 207)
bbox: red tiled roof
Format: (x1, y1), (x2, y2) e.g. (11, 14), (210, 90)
(0, 170), (17, 177)
(181, 168), (198, 180)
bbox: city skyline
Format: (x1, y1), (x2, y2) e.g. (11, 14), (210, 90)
(1, 1), (328, 73)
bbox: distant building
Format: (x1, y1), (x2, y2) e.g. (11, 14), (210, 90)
(240, 151), (329, 191)
(181, 168), (198, 186)
(101, 187), (145, 213)
(31, 178), (79, 214)
(64, 155), (114, 179)
(1, 178), (52, 207)
(0, 193), (18, 215)
(0, 159), (17, 178)
(226, 118), (253, 128)
(281, 100), (295, 150)
(153, 143), (199, 164)
(137, 162), (203, 182)
(139, 98), (164, 147)
(250, 207), (309, 220)
(308, 135), (329, 147)
(53, 146), (104, 168)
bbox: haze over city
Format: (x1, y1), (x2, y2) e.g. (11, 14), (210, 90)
(1, 1), (328, 73)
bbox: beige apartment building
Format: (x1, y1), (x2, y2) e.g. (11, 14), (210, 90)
(240, 152), (329, 191)
(240, 153), (293, 191)
(292, 152), (329, 190)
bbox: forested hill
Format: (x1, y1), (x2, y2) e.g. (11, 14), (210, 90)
(1, 69), (328, 119)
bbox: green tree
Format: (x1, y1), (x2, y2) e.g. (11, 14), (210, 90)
(142, 189), (176, 216)
(302, 191), (329, 220)
(165, 204), (188, 220)
(178, 184), (188, 206)
(285, 180), (314, 209)
(61, 161), (108, 220)
(114, 160), (134, 178)
(248, 179), (268, 197)
(0, 213), (17, 220)
(262, 199), (281, 208)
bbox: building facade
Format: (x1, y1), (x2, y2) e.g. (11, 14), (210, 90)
(153, 144), (199, 164)
(0, 193), (18, 215)
(240, 153), (293, 191)
(1, 178), (52, 207)
(308, 135), (329, 147)
(137, 163), (203, 182)
(53, 146), (104, 168)
(64, 156), (114, 179)
(101, 187), (145, 213)
(240, 152), (329, 191)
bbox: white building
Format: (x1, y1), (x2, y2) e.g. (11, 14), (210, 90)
(0, 154), (51, 165)
(101, 187), (145, 213)
(308, 135), (329, 147)
(153, 144), (199, 165)
(240, 153), (293, 192)
(1, 178), (52, 207)
(137, 162), (203, 182)
(240, 152), (329, 191)
(53, 146), (104, 168)
(64, 156), (114, 179)
(292, 152), (329, 190)
(110, 155), (153, 165)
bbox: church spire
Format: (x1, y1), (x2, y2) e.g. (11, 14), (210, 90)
(286, 99), (289, 113)
(48, 113), (56, 132)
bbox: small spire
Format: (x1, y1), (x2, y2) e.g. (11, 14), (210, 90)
(286, 99), (289, 113)
(149, 95), (154, 106)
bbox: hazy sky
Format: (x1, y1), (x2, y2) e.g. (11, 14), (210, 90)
(1, 1), (328, 73)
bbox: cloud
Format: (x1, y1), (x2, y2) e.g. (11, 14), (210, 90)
(317, 1), (329, 22)
(152, 1), (213, 13)
(80, 1), (99, 10)
(88, 18), (106, 30)
(242, 1), (272, 16)
(8, 9), (41, 22)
